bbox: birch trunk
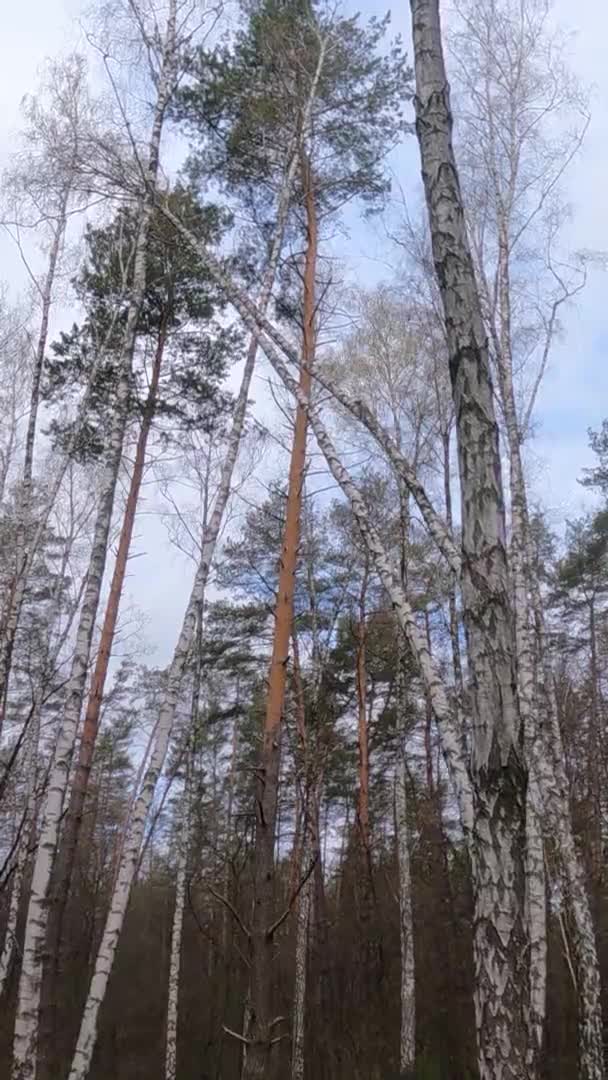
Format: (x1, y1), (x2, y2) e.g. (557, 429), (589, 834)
(165, 742), (192, 1080)
(408, 2), (530, 1074)
(0, 187), (70, 725)
(395, 755), (415, 1079)
(355, 566), (373, 885)
(531, 580), (604, 1080)
(0, 700), (41, 997)
(10, 7), (177, 1073)
(291, 826), (314, 1080)
(38, 317), (169, 1074)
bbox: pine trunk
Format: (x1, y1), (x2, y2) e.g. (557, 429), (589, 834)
(243, 151), (317, 1080)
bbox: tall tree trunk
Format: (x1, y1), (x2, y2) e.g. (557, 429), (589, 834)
(39, 314), (169, 1077)
(442, 427), (465, 702)
(0, 187), (70, 727)
(243, 151), (318, 1080)
(531, 581), (605, 1080)
(494, 225), (548, 1073)
(291, 827), (314, 1080)
(0, 699), (41, 997)
(395, 754), (415, 1080)
(355, 565), (373, 885)
(10, 7), (178, 1074)
(408, 2), (530, 1075)
(165, 731), (194, 1080)
(495, 203), (601, 1072)
(588, 596), (602, 884)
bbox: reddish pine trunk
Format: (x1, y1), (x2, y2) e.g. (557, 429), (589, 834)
(243, 155), (317, 1080)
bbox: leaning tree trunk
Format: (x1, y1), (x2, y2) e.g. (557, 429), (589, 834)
(11, 9), (177, 1074)
(38, 316), (169, 1076)
(243, 150), (318, 1080)
(0, 186), (70, 728)
(408, 1), (530, 1075)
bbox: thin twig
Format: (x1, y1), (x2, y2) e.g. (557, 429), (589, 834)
(266, 854), (318, 939)
(207, 884), (251, 941)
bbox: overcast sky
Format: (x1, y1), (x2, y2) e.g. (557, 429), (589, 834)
(1, 0), (607, 664)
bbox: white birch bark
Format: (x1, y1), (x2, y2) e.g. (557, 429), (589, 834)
(291, 827), (314, 1080)
(395, 755), (415, 1079)
(66, 67), (323, 1076)
(0, 701), (41, 997)
(9, 12), (178, 1076)
(530, 576), (605, 1080)
(164, 746), (191, 1080)
(408, 2), (530, 1074)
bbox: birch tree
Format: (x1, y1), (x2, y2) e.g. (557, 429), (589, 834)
(449, 2), (601, 1072)
(0, 55), (94, 726)
(10, 3), (183, 1074)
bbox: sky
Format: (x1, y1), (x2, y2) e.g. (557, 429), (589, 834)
(0, 0), (607, 664)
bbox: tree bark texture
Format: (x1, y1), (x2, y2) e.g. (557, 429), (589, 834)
(243, 150), (318, 1080)
(408, 2), (529, 1075)
(395, 754), (416, 1077)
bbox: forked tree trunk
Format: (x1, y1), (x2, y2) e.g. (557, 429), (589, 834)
(408, 2), (529, 1074)
(11, 8), (178, 1075)
(243, 150), (318, 1080)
